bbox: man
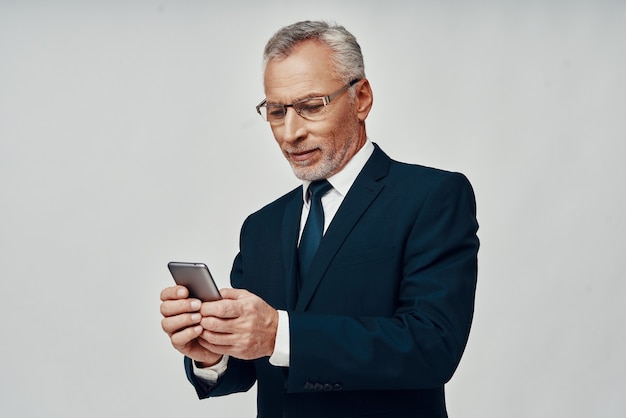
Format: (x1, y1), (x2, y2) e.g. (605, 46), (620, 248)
(160, 20), (479, 418)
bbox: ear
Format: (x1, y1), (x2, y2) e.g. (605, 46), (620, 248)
(354, 79), (373, 122)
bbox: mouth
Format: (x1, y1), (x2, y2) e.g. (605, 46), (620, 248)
(286, 148), (318, 164)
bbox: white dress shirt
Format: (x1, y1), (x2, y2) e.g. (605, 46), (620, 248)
(194, 139), (375, 381)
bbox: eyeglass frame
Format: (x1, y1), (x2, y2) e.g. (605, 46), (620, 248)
(255, 78), (361, 125)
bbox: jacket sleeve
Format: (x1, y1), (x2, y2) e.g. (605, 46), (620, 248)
(183, 249), (258, 399)
(184, 354), (257, 399)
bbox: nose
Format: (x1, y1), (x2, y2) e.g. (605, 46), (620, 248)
(280, 106), (307, 144)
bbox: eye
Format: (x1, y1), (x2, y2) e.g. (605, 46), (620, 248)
(296, 99), (325, 116)
(267, 105), (285, 119)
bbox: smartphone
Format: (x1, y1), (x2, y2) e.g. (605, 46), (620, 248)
(167, 261), (222, 302)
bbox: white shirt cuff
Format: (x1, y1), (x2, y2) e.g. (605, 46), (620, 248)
(192, 354), (229, 383)
(269, 310), (290, 367)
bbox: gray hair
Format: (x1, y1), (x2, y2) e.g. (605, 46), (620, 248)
(262, 20), (366, 83)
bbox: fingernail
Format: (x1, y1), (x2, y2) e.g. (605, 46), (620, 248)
(177, 288), (186, 298)
(190, 300), (201, 310)
(191, 313), (201, 322)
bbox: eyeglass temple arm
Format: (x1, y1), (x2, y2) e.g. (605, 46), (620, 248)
(325, 78), (361, 103)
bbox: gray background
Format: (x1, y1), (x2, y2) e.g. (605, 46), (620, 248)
(1, 1), (624, 417)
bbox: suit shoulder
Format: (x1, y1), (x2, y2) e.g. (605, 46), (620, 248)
(367, 145), (471, 188)
(387, 159), (473, 191)
(245, 186), (301, 220)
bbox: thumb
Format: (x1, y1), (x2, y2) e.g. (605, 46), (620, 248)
(219, 287), (250, 300)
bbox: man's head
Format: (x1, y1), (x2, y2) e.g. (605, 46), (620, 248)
(258, 21), (373, 181)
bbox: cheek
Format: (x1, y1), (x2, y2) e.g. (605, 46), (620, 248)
(331, 113), (358, 144)
(315, 117), (349, 147)
(269, 127), (285, 146)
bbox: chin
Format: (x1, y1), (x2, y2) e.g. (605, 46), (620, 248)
(291, 165), (324, 181)
(291, 165), (337, 182)
(291, 169), (320, 182)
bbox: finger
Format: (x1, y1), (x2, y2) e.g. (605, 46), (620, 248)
(197, 335), (230, 355)
(161, 312), (202, 336)
(200, 299), (241, 319)
(160, 298), (202, 317)
(198, 330), (242, 357)
(199, 330), (261, 360)
(160, 285), (189, 301)
(199, 315), (234, 334)
(219, 288), (249, 300)
(170, 324), (204, 350)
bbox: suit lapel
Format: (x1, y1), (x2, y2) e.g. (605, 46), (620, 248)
(282, 189), (304, 310)
(295, 145), (391, 311)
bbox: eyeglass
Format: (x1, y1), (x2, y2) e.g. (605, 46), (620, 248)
(256, 79), (361, 125)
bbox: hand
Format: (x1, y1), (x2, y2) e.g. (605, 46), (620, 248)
(160, 285), (223, 366)
(197, 288), (279, 361)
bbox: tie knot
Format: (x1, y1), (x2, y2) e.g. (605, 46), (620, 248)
(308, 180), (332, 201)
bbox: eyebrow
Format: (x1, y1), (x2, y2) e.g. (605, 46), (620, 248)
(266, 91), (325, 106)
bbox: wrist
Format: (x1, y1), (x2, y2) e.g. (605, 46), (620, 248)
(194, 356), (223, 369)
(192, 355), (229, 382)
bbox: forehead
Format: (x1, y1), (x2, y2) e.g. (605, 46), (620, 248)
(263, 40), (338, 102)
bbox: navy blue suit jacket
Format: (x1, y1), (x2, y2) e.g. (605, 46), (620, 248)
(185, 144), (479, 418)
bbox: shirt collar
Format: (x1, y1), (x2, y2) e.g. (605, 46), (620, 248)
(301, 138), (375, 203)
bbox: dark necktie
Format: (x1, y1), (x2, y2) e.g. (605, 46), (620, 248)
(298, 180), (332, 286)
